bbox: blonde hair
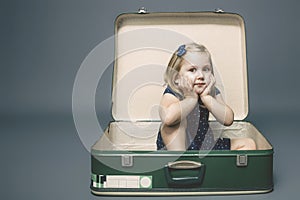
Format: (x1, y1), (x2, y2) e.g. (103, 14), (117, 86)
(164, 43), (215, 97)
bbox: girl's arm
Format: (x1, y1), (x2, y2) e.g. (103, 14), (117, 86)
(159, 93), (196, 151)
(159, 93), (198, 126)
(201, 94), (234, 126)
(200, 75), (234, 126)
(160, 76), (199, 126)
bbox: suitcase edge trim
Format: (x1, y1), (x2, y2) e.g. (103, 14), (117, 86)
(91, 188), (273, 196)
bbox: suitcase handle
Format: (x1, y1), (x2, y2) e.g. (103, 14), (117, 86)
(164, 160), (205, 187)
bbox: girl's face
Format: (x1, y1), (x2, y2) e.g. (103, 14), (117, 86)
(177, 52), (212, 94)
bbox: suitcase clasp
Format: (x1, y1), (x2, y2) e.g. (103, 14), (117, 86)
(236, 154), (248, 167)
(121, 155), (133, 167)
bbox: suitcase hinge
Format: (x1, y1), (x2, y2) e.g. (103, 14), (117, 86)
(214, 8), (224, 13)
(236, 154), (248, 167)
(138, 7), (147, 14)
(122, 155), (133, 167)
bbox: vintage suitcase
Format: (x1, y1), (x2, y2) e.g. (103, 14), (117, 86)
(90, 9), (273, 196)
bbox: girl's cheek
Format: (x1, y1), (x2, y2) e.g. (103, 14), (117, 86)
(183, 74), (192, 80)
(204, 74), (211, 83)
(189, 75), (196, 83)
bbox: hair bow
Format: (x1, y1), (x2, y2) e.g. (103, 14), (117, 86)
(177, 45), (186, 57)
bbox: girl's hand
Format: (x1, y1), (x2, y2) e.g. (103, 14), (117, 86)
(176, 76), (198, 99)
(200, 74), (216, 97)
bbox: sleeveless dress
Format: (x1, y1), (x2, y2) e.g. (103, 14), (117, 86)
(156, 86), (231, 150)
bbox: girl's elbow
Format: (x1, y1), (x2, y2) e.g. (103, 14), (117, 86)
(160, 107), (178, 126)
(223, 110), (234, 126)
(224, 119), (233, 126)
(162, 114), (177, 126)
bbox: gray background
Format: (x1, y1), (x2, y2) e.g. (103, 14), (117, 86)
(1, 0), (300, 199)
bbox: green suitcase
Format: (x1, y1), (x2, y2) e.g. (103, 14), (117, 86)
(90, 9), (273, 196)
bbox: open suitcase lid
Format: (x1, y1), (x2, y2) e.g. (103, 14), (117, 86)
(112, 11), (248, 122)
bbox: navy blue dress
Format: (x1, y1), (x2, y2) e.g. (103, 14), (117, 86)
(156, 86), (231, 150)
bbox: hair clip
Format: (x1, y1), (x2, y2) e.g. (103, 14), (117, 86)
(177, 45), (186, 57)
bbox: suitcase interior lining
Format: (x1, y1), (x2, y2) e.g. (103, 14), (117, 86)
(93, 121), (272, 151)
(113, 12), (248, 122)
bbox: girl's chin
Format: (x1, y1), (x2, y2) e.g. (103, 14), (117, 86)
(195, 88), (204, 95)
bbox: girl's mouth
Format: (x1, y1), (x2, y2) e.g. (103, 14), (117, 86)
(194, 82), (205, 87)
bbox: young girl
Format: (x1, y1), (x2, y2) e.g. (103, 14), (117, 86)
(156, 43), (256, 151)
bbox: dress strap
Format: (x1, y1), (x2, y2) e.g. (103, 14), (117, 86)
(163, 86), (177, 96)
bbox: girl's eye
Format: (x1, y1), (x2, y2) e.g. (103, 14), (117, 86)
(203, 67), (211, 72)
(189, 68), (196, 72)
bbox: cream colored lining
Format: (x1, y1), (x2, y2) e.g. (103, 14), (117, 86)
(92, 121), (272, 151)
(112, 13), (248, 121)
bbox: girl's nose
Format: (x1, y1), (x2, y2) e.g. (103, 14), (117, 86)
(196, 71), (204, 79)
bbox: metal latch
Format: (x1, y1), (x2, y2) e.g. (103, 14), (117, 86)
(236, 155), (248, 167)
(138, 7), (147, 14)
(122, 155), (133, 167)
(214, 8), (224, 13)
